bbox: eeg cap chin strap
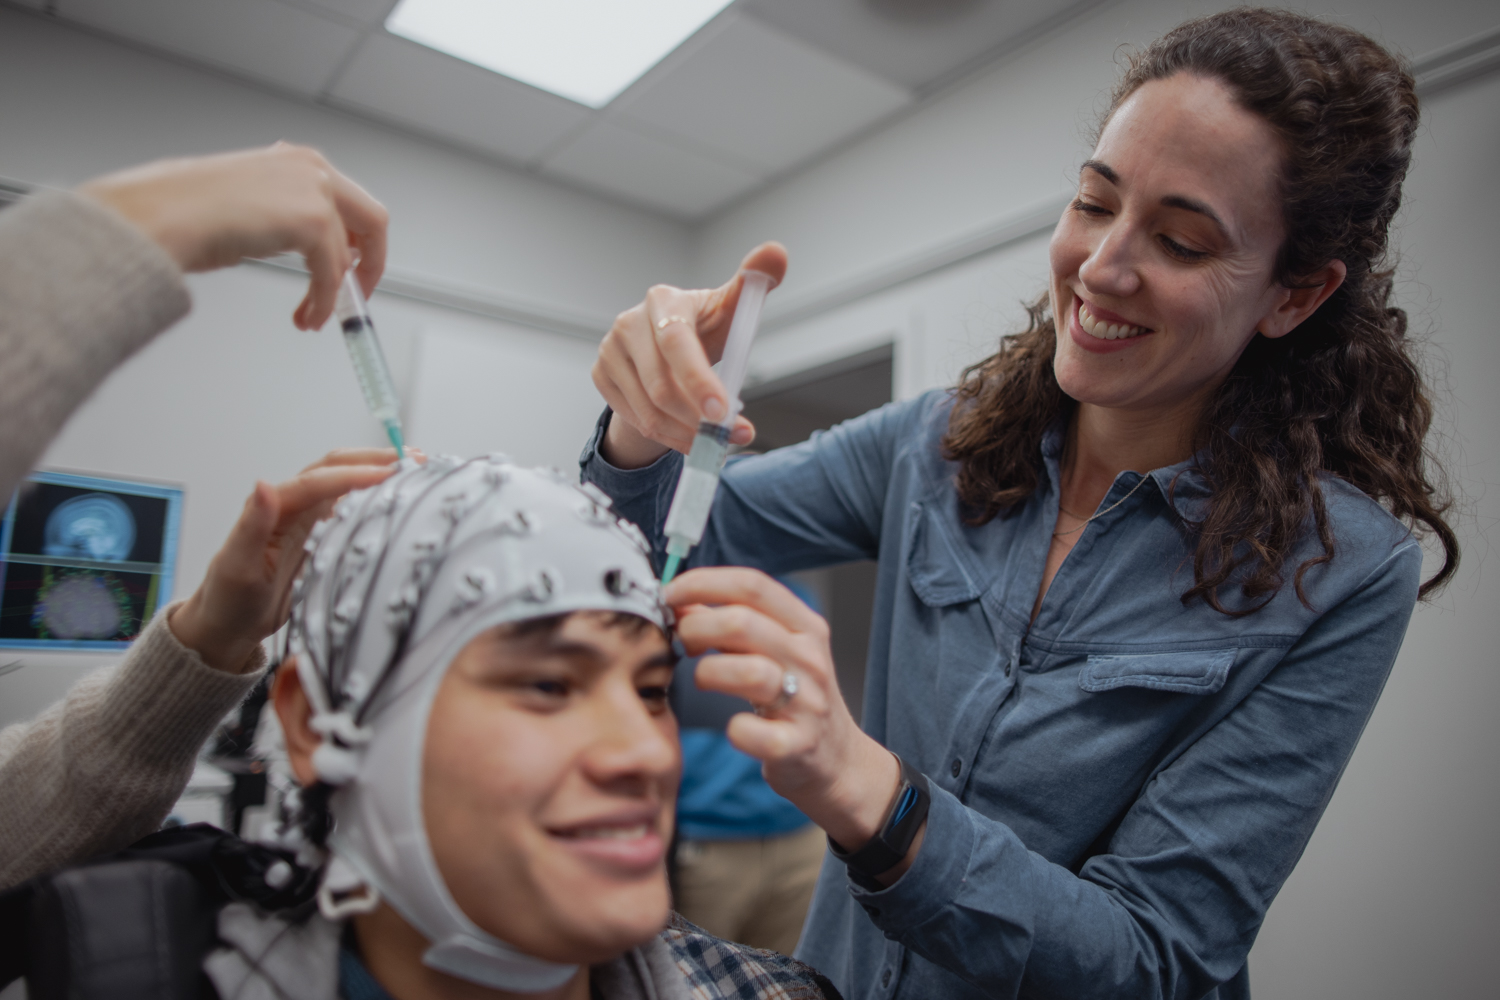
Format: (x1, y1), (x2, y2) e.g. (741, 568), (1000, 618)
(288, 456), (664, 993)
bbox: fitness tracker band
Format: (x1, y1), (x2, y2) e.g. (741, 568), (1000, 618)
(828, 754), (931, 879)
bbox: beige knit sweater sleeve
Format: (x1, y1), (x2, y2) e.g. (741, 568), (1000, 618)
(0, 189), (264, 889)
(0, 610), (265, 889)
(0, 188), (191, 503)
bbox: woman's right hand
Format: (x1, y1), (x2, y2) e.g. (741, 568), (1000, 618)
(591, 242), (787, 469)
(77, 143), (389, 332)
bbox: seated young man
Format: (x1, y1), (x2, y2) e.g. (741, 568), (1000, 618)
(207, 455), (839, 1000)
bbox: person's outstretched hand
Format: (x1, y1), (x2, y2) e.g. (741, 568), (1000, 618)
(666, 566), (917, 883)
(78, 143), (389, 331)
(168, 448), (408, 673)
(592, 242), (787, 469)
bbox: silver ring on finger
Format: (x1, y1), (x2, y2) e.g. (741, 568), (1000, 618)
(757, 670), (799, 716)
(655, 314), (694, 334)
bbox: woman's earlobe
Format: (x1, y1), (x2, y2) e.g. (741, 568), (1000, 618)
(1262, 259), (1348, 339)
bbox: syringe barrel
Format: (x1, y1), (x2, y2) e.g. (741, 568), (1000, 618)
(341, 317), (401, 423)
(336, 271), (402, 425)
(713, 270), (773, 425)
(663, 422), (732, 547)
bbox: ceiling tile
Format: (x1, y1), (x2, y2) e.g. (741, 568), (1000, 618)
(58, 0), (359, 95)
(541, 119), (764, 220)
(296, 0), (398, 25)
(611, 12), (911, 175)
(742, 0), (1105, 92)
(327, 32), (591, 165)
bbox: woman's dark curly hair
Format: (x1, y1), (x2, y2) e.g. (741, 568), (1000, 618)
(942, 7), (1458, 615)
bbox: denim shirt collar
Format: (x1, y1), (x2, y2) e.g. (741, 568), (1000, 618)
(1039, 419), (1210, 522)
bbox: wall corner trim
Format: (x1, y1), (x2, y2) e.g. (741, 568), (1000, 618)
(247, 256), (609, 342)
(0, 173), (611, 341)
(1413, 25), (1500, 97)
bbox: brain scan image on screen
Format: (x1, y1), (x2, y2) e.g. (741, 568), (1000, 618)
(1, 471), (181, 649)
(31, 571), (132, 640)
(43, 493), (137, 562)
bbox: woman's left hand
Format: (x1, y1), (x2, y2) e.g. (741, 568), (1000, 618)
(668, 567), (913, 875)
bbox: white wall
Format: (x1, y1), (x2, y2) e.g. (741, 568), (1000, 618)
(713, 2), (1500, 997)
(404, 321), (605, 469)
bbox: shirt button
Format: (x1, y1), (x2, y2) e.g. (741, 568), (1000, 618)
(1005, 659), (1012, 677)
(950, 759), (962, 778)
(881, 969), (892, 988)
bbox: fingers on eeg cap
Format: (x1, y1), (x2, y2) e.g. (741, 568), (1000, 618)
(289, 453), (663, 735)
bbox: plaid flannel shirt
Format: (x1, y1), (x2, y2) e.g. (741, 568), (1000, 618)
(662, 915), (842, 1000)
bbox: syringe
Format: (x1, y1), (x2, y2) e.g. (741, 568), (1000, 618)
(659, 270), (774, 585)
(335, 270), (406, 456)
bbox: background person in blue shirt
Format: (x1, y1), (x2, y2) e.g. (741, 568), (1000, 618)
(672, 576), (826, 956)
(584, 10), (1459, 1000)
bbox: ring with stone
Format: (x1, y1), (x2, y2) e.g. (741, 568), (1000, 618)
(758, 670), (799, 715)
(655, 315), (694, 333)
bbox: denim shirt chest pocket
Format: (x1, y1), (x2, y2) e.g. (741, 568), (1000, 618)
(899, 501), (1008, 725)
(905, 499), (986, 607)
(1079, 649), (1236, 695)
(962, 646), (1242, 858)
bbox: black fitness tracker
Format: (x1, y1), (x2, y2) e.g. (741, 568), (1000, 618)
(828, 754), (931, 879)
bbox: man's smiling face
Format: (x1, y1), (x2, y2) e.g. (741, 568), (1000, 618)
(421, 610), (679, 964)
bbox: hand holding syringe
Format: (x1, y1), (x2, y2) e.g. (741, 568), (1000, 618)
(335, 268), (406, 457)
(659, 270), (775, 584)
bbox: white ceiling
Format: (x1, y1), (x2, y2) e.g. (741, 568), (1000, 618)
(20, 0), (1106, 220)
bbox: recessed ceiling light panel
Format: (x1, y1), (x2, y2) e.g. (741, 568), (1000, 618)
(386, 0), (735, 108)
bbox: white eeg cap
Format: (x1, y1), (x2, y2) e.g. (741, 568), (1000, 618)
(287, 454), (664, 992)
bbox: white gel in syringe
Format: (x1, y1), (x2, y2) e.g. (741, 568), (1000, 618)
(660, 270), (774, 585)
(336, 270), (406, 456)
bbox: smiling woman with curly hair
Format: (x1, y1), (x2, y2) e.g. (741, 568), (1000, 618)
(581, 8), (1457, 1000)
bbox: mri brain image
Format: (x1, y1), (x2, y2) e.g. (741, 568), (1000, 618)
(0, 474), (174, 646)
(33, 572), (132, 640)
(42, 492), (137, 562)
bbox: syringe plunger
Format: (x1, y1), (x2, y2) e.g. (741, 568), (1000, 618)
(712, 270), (772, 420)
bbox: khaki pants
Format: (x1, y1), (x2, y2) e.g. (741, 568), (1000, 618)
(673, 823), (827, 956)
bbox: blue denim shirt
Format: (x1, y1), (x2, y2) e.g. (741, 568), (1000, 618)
(580, 390), (1421, 1000)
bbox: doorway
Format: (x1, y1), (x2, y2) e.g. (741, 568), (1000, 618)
(739, 345), (893, 724)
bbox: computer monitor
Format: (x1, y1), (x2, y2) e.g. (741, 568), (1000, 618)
(0, 470), (183, 651)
